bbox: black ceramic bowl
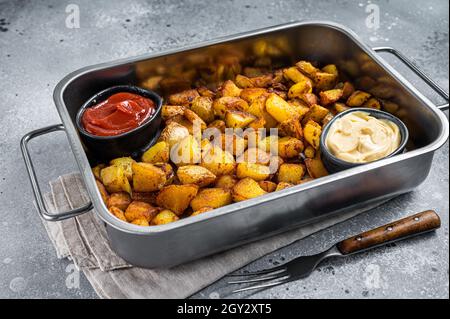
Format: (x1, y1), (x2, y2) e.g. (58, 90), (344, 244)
(76, 85), (163, 161)
(320, 108), (409, 173)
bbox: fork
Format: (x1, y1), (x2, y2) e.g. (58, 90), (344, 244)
(228, 210), (440, 293)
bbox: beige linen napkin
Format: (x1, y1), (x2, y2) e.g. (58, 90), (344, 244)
(42, 173), (387, 299)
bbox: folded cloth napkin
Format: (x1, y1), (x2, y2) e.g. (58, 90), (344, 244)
(42, 173), (387, 299)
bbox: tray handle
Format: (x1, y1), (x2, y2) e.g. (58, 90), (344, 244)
(373, 47), (449, 111)
(21, 124), (93, 221)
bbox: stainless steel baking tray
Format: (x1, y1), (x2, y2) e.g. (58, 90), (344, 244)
(21, 21), (449, 268)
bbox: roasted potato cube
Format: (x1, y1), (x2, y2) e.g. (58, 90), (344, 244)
(191, 96), (214, 123)
(302, 104), (330, 123)
(237, 148), (271, 165)
(301, 92), (319, 107)
(131, 162), (166, 192)
(160, 122), (190, 149)
(131, 192), (157, 205)
(341, 82), (355, 99)
(266, 93), (299, 123)
(131, 218), (150, 226)
(212, 96), (249, 118)
(92, 164), (106, 180)
(320, 89), (343, 106)
(305, 157), (329, 178)
(156, 184), (199, 215)
(321, 64), (338, 76)
(278, 163), (305, 184)
(152, 209), (179, 225)
(207, 119), (226, 133)
(248, 117), (267, 129)
(141, 75), (163, 91)
(363, 97), (381, 110)
(218, 80), (242, 97)
(369, 84), (395, 99)
(101, 165), (132, 194)
(333, 102), (350, 113)
(95, 180), (109, 204)
(232, 178), (267, 202)
(161, 105), (186, 120)
(168, 89), (199, 105)
(303, 120), (322, 150)
(142, 141), (170, 163)
(288, 80), (313, 99)
(250, 74), (273, 88)
(235, 74), (255, 88)
(304, 145), (316, 158)
(296, 61), (319, 77)
(170, 135), (201, 166)
(159, 78), (191, 95)
(314, 72), (338, 91)
(191, 206), (214, 217)
(201, 146), (236, 176)
(382, 100), (400, 114)
(124, 201), (158, 222)
(258, 180), (277, 192)
(283, 66), (313, 84)
(277, 118), (303, 140)
(225, 110), (256, 128)
(215, 175), (238, 190)
(275, 182), (294, 191)
(165, 114), (195, 134)
(236, 162), (271, 181)
(190, 188), (232, 211)
(197, 86), (216, 98)
(277, 136), (304, 159)
(247, 95), (278, 129)
(184, 108), (207, 130)
(219, 133), (248, 156)
(110, 157), (135, 181)
(107, 192), (131, 211)
(177, 165), (216, 187)
(109, 206), (127, 222)
(356, 76), (377, 91)
(155, 162), (175, 184)
(240, 88), (267, 103)
(347, 91), (371, 107)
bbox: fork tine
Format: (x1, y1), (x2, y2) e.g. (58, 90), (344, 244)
(228, 269), (288, 284)
(231, 275), (291, 293)
(227, 265), (287, 277)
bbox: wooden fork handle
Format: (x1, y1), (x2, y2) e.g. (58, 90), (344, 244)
(337, 210), (441, 255)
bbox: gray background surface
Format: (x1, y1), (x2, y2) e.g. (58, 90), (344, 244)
(0, 0), (448, 299)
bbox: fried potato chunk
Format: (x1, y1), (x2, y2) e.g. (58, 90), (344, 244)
(303, 120), (322, 150)
(278, 163), (305, 184)
(124, 201), (159, 222)
(177, 165), (216, 187)
(214, 175), (238, 190)
(190, 188), (232, 211)
(232, 178), (267, 202)
(109, 206), (127, 222)
(156, 184), (199, 215)
(101, 165), (132, 194)
(152, 209), (179, 225)
(236, 162), (271, 181)
(107, 192), (131, 211)
(132, 162), (166, 192)
(305, 157), (329, 178)
(142, 141), (170, 163)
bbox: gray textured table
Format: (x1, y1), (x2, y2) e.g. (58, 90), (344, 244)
(0, 0), (448, 299)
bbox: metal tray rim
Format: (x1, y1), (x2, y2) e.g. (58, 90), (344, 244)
(52, 20), (449, 235)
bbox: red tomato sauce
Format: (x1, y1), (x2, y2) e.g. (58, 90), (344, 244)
(81, 92), (155, 136)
